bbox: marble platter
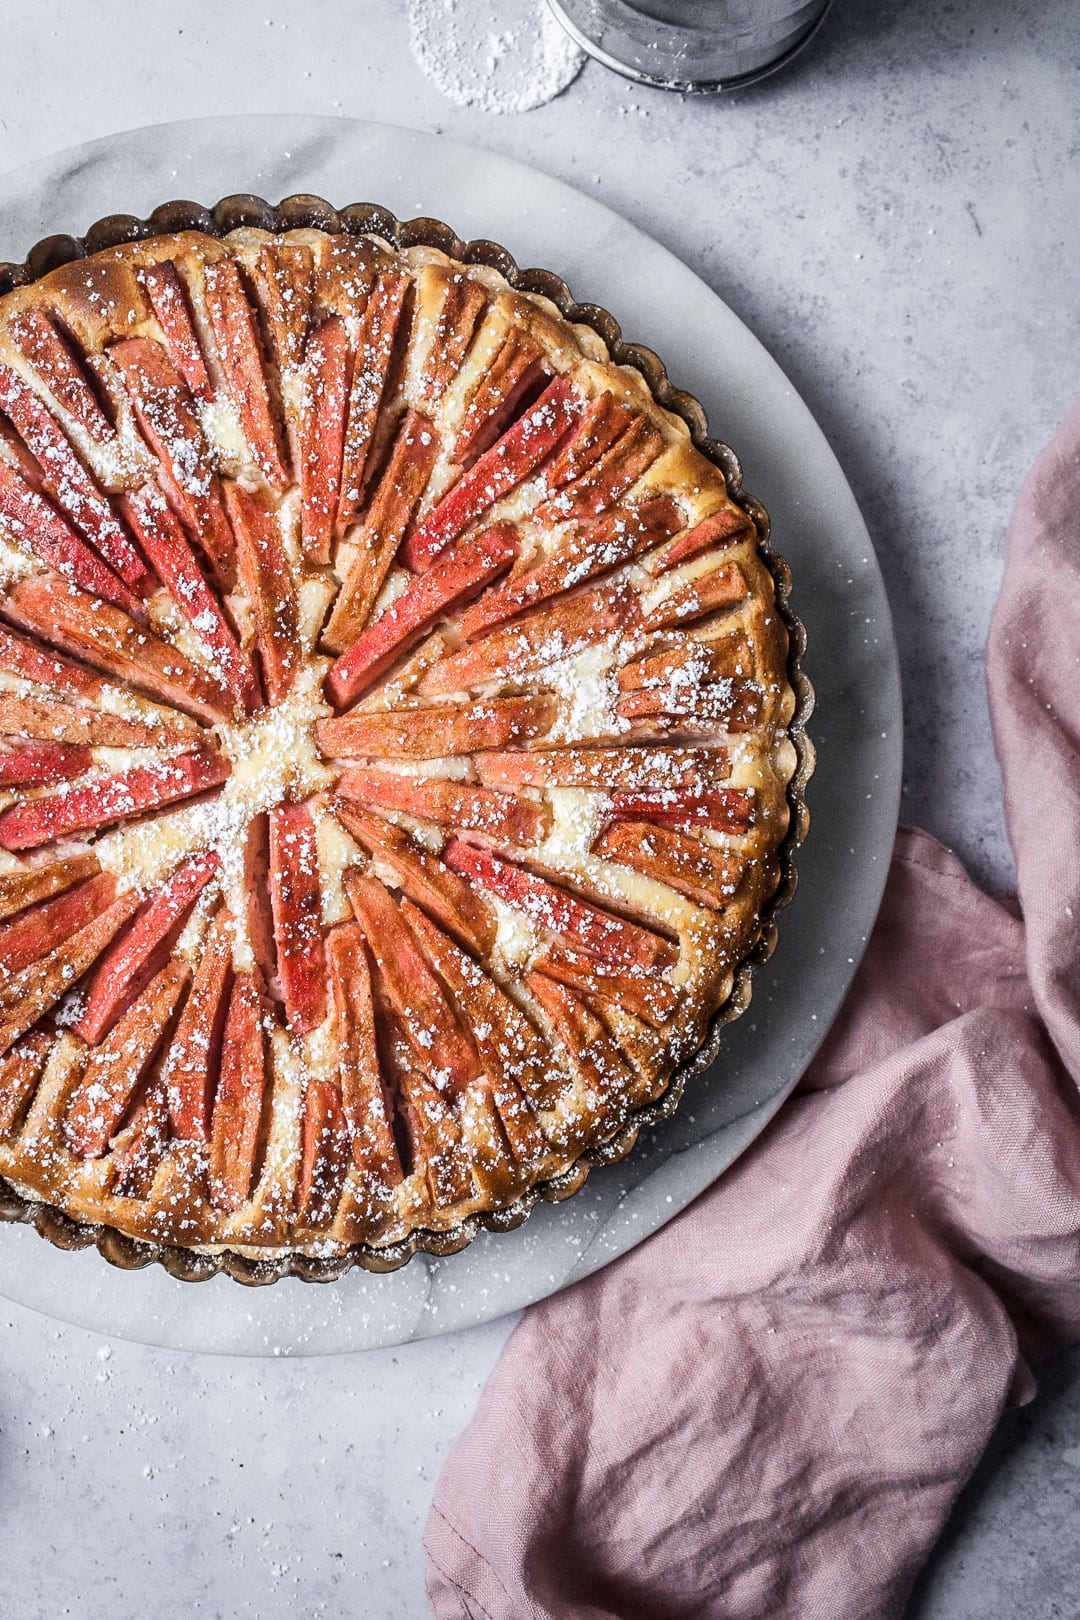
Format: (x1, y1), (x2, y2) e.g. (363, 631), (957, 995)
(0, 115), (900, 1354)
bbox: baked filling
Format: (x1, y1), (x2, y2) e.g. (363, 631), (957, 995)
(0, 226), (796, 1259)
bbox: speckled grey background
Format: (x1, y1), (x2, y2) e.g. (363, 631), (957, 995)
(0, 1), (1077, 1616)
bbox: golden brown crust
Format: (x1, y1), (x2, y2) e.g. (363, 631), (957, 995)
(0, 227), (794, 1260)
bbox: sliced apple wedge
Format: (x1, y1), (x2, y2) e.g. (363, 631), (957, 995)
(534, 413), (663, 524)
(326, 922), (402, 1182)
(0, 742), (91, 786)
(442, 838), (677, 974)
(0, 363), (153, 594)
(11, 310), (114, 442)
(337, 766), (550, 846)
(0, 691), (194, 750)
(268, 801), (327, 1036)
(108, 335), (236, 585)
(138, 261), (214, 402)
(224, 484), (301, 706)
(322, 409), (440, 655)
(350, 631), (451, 709)
(527, 970), (633, 1115)
(336, 271), (412, 535)
(593, 820), (740, 910)
(252, 242), (315, 374)
(0, 459), (142, 617)
(345, 870), (479, 1095)
(420, 579), (636, 697)
(0, 751), (228, 853)
(649, 506), (752, 574)
(202, 257), (290, 490)
(0, 852), (101, 924)
(420, 276), (487, 402)
(402, 900), (558, 1112)
(333, 804), (496, 957)
(65, 960), (189, 1158)
(0, 622), (107, 701)
(109, 1079), (170, 1200)
(0, 1028), (51, 1134)
(542, 391), (635, 491)
(393, 1057), (472, 1210)
(488, 1075), (549, 1171)
(614, 679), (762, 732)
(4, 574), (231, 724)
(531, 942), (680, 1029)
(121, 485), (259, 710)
(458, 496), (680, 641)
(207, 969), (268, 1213)
(0, 890), (141, 1058)
(475, 743), (729, 792)
(607, 786), (756, 834)
(456, 1075), (522, 1200)
(616, 637), (753, 693)
(0, 871), (116, 981)
(75, 851), (221, 1044)
(639, 562), (746, 632)
(318, 693), (556, 759)
(297, 315), (349, 565)
(400, 376), (582, 572)
(295, 1076), (349, 1225)
(326, 523), (516, 706)
(455, 330), (545, 463)
(166, 905), (234, 1143)
(0, 416), (48, 493)
(241, 811), (277, 986)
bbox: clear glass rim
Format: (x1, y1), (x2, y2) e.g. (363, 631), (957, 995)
(544, 0), (834, 92)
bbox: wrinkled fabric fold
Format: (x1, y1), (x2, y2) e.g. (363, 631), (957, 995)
(424, 402), (1080, 1620)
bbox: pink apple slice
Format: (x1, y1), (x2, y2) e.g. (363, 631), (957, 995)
(75, 850), (222, 1043)
(400, 376), (582, 572)
(0, 363), (153, 594)
(10, 310), (114, 442)
(326, 523), (516, 706)
(0, 751), (228, 853)
(316, 694), (556, 760)
(3, 573), (231, 724)
(337, 766), (550, 847)
(336, 271), (412, 535)
(202, 257), (290, 490)
(65, 961), (190, 1158)
(166, 905), (234, 1143)
(121, 484), (258, 710)
(442, 838), (677, 973)
(0, 458), (142, 616)
(138, 261), (214, 402)
(268, 800), (327, 1036)
(326, 922), (402, 1183)
(207, 969), (269, 1213)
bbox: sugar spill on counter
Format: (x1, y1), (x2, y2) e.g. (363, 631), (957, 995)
(407, 0), (585, 114)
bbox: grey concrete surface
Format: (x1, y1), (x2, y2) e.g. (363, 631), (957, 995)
(908, 1345), (1080, 1620)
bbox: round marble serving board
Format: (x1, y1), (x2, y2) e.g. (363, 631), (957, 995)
(0, 115), (900, 1355)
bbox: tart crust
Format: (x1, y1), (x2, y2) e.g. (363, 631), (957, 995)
(0, 210), (809, 1277)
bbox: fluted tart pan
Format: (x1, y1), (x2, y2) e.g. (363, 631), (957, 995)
(0, 195), (813, 1283)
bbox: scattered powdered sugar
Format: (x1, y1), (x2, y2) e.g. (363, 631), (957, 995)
(407, 0), (585, 114)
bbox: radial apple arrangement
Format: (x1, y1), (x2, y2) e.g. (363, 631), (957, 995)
(0, 220), (807, 1274)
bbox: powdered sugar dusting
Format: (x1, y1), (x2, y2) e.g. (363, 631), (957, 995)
(407, 0), (585, 114)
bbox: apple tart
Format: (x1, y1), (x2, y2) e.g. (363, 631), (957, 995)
(0, 219), (806, 1275)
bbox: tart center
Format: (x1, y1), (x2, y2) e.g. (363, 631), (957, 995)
(216, 661), (336, 817)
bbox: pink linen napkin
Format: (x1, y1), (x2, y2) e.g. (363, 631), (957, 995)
(423, 403), (1080, 1620)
